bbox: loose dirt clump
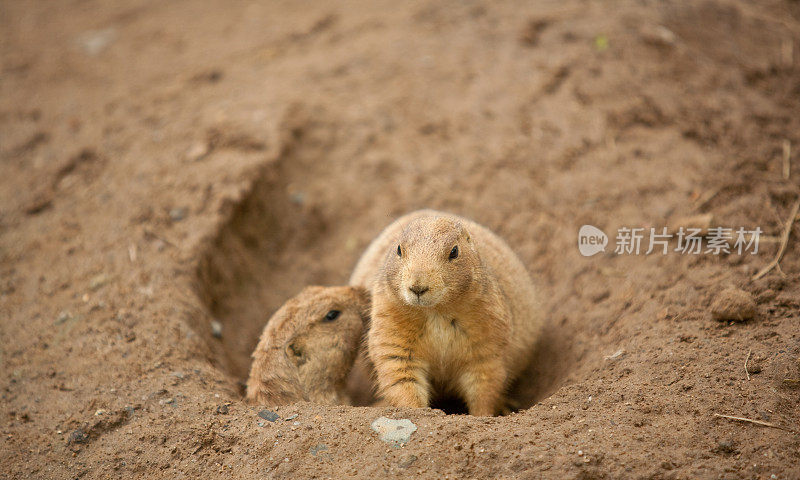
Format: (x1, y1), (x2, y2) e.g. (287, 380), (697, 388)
(711, 287), (758, 322)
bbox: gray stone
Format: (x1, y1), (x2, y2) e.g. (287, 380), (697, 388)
(169, 208), (187, 222)
(55, 311), (72, 325)
(370, 417), (417, 445)
(309, 443), (328, 456)
(258, 409), (279, 422)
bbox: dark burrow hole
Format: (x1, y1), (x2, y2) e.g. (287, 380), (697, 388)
(429, 396), (469, 416)
(193, 116), (573, 415)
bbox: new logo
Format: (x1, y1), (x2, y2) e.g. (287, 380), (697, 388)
(578, 225), (608, 257)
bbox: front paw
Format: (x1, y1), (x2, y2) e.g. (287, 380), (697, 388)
(382, 378), (428, 408)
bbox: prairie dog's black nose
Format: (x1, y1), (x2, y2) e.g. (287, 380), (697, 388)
(409, 285), (429, 296)
(287, 342), (303, 357)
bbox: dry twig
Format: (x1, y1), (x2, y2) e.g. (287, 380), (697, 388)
(744, 349), (752, 381)
(693, 187), (721, 211)
(752, 197), (800, 280)
(713, 413), (793, 432)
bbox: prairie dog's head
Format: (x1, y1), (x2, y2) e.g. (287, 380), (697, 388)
(246, 285), (370, 405)
(383, 216), (478, 308)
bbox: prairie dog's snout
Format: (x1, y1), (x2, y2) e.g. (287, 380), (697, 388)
(402, 266), (440, 305)
(393, 218), (470, 307)
(408, 282), (429, 296)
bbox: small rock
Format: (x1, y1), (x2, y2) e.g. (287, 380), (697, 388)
(309, 443), (328, 456)
(68, 429), (87, 444)
(169, 208), (187, 222)
(714, 439), (737, 455)
(285, 414), (298, 421)
(641, 24), (677, 49)
(77, 28), (116, 56)
(258, 410), (279, 422)
(89, 274), (109, 291)
(711, 287), (756, 322)
(370, 417), (417, 445)
(210, 320), (223, 338)
(186, 141), (210, 161)
(746, 363), (762, 374)
(398, 454), (418, 468)
(55, 311), (72, 325)
(604, 348), (625, 361)
(215, 404), (229, 415)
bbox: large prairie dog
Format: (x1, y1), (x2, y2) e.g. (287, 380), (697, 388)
(349, 210), (542, 416)
(245, 286), (370, 406)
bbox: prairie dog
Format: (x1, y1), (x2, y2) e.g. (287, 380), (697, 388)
(349, 210), (542, 416)
(245, 286), (370, 406)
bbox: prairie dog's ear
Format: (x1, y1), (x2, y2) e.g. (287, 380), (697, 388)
(285, 337), (306, 366)
(350, 285), (371, 303)
(454, 222), (471, 243)
(349, 286), (372, 322)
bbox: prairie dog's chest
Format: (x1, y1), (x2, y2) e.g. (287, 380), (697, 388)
(417, 310), (469, 377)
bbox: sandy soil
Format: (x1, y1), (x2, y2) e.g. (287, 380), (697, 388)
(2, 0), (800, 478)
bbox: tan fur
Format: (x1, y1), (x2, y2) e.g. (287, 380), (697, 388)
(349, 210), (542, 416)
(245, 286), (370, 406)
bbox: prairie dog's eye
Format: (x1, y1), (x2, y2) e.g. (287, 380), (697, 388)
(396, 245), (402, 257)
(449, 245), (459, 260)
(323, 310), (340, 322)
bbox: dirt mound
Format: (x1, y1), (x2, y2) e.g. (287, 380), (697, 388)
(2, 0), (799, 478)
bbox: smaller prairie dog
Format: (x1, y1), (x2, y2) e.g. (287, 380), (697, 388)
(350, 210), (542, 416)
(245, 286), (370, 406)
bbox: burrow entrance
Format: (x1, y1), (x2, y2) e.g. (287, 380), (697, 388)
(194, 109), (573, 412)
